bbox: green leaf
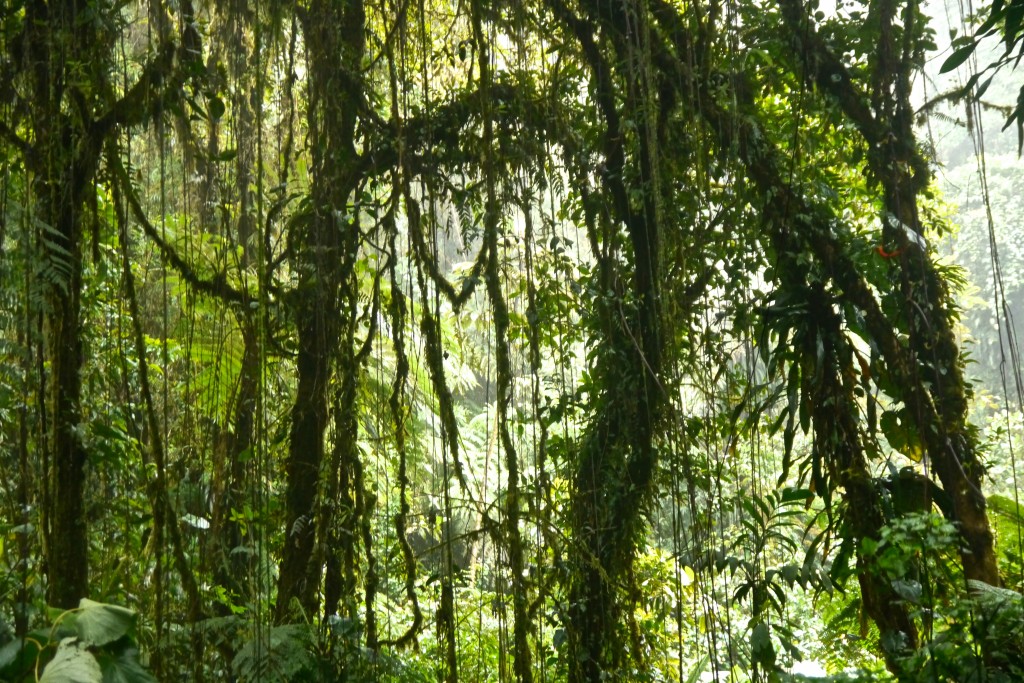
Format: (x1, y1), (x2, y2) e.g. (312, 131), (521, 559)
(750, 622), (776, 668)
(213, 148), (238, 162)
(780, 487), (813, 503)
(980, 0), (1006, 34)
(233, 625), (315, 682)
(91, 423), (129, 442)
(0, 634), (45, 679)
(891, 578), (923, 605)
(940, 41), (978, 73)
(1017, 85), (1024, 155)
(0, 640), (22, 672)
(783, 362), (799, 465)
(97, 648), (156, 683)
(684, 653), (709, 683)
(988, 494), (1024, 519)
(879, 410), (905, 451)
(975, 73), (996, 99)
(880, 409), (922, 460)
(1006, 1), (1024, 46)
(76, 600), (136, 647)
(41, 638), (102, 683)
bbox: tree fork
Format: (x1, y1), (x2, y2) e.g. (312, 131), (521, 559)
(775, 0), (999, 586)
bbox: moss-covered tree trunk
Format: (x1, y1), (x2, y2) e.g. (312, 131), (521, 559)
(806, 287), (920, 665)
(9, 0), (190, 613)
(28, 4), (84, 610)
(42, 172), (88, 610)
(22, 0), (108, 608)
(275, 0), (365, 622)
(776, 0), (1000, 587)
(549, 1), (667, 677)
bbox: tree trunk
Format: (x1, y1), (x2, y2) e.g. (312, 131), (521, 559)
(16, 0), (187, 612)
(23, 1), (92, 608)
(775, 0), (1000, 586)
(276, 306), (335, 619)
(808, 287), (919, 667)
(550, 2), (666, 677)
(276, 0), (365, 622)
(321, 340), (360, 621)
(46, 204), (87, 608)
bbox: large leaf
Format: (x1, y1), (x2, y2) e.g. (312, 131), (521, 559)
(40, 638), (102, 683)
(96, 648), (156, 683)
(939, 40), (978, 73)
(0, 634), (45, 679)
(1006, 0), (1024, 46)
(76, 600), (136, 647)
(879, 409), (923, 461)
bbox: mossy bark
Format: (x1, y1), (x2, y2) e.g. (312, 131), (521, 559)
(276, 0), (365, 622)
(776, 0), (999, 587)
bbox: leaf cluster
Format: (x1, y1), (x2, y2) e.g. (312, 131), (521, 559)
(0, 599), (153, 683)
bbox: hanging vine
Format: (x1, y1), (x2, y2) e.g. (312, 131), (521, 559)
(2, 0), (1022, 681)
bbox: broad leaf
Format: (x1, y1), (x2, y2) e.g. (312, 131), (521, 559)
(750, 622), (776, 668)
(0, 635), (44, 679)
(40, 638), (102, 683)
(97, 648), (156, 683)
(76, 600), (136, 647)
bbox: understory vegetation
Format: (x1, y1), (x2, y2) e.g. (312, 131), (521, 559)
(1, 0), (1024, 681)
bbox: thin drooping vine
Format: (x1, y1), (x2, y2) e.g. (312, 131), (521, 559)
(1, 1), (1018, 681)
(112, 159), (203, 629)
(382, 229), (424, 648)
(470, 0), (534, 679)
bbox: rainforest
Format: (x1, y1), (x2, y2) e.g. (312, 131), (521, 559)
(1, 0), (1024, 681)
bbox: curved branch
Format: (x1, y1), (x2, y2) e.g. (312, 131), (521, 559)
(109, 154), (248, 305)
(94, 42), (181, 138)
(405, 196), (487, 311)
(774, 0), (930, 190)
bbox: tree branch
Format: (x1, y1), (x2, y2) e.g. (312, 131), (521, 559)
(774, 0), (930, 189)
(93, 42), (181, 140)
(109, 154), (248, 306)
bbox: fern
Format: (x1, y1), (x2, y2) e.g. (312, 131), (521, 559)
(232, 624), (316, 683)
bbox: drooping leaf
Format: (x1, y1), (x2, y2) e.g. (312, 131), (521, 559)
(891, 578), (923, 605)
(974, 73), (996, 99)
(40, 638), (102, 683)
(207, 95), (226, 121)
(1006, 0), (1024, 46)
(96, 647), (156, 683)
(75, 600), (136, 647)
(940, 41), (978, 73)
(0, 633), (45, 679)
(750, 622), (776, 668)
(879, 410), (905, 451)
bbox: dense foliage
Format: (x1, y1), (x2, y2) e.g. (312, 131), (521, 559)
(0, 0), (1022, 681)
